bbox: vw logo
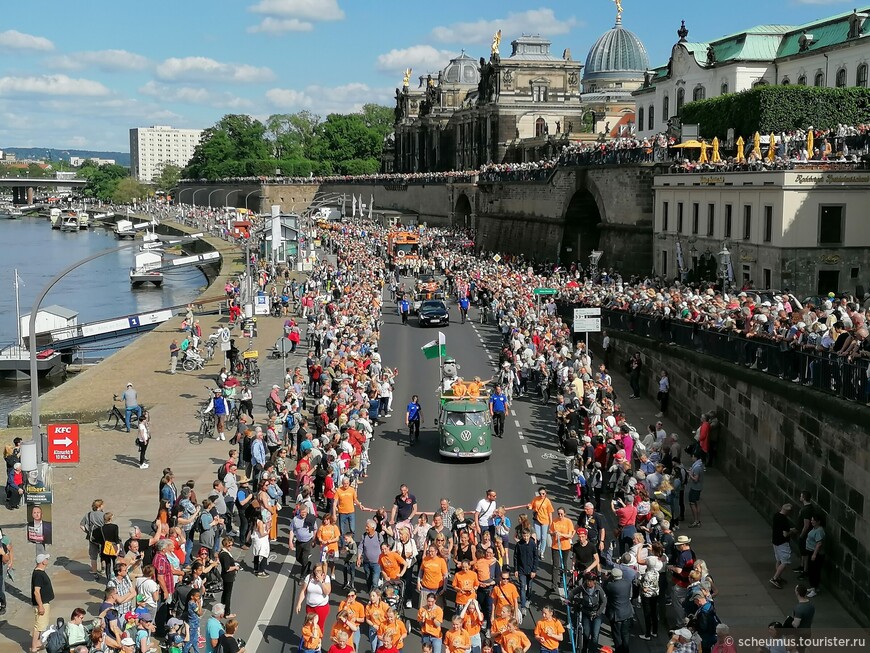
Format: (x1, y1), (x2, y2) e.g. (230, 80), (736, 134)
(460, 430), (473, 441)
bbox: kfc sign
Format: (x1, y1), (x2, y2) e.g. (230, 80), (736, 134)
(47, 423), (80, 464)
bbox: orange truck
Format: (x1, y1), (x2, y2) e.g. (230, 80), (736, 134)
(386, 231), (421, 265)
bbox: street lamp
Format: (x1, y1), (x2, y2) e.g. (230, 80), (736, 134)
(191, 188), (206, 207)
(245, 189), (261, 212)
(208, 188), (224, 209)
(717, 243), (731, 289)
(689, 245), (698, 272)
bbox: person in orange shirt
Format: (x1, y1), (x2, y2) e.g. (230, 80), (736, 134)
(365, 590), (387, 652)
(331, 608), (359, 649)
(300, 612), (323, 653)
(377, 608), (408, 650)
(318, 514), (341, 579)
(533, 604), (565, 653)
(443, 616), (471, 653)
(417, 592), (444, 653)
(450, 379), (468, 398)
(452, 559), (479, 608)
(339, 590), (365, 651)
(528, 487), (554, 559)
(490, 571), (520, 623)
(459, 598), (485, 652)
(548, 507), (574, 590)
(333, 476), (365, 538)
(378, 542), (407, 582)
(465, 376), (491, 398)
(490, 604), (513, 647)
(501, 619), (531, 653)
(417, 545), (449, 609)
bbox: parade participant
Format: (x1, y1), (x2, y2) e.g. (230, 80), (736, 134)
(444, 615), (471, 653)
(295, 563), (332, 631)
(339, 589), (366, 651)
(534, 605), (565, 653)
(406, 395), (422, 444)
(488, 386), (509, 438)
(418, 593), (444, 653)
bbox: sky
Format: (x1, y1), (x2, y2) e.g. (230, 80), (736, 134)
(0, 0), (861, 153)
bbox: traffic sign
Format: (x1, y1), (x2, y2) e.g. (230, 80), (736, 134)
(492, 254), (502, 263)
(47, 423), (80, 464)
(573, 307), (602, 333)
(533, 288), (557, 296)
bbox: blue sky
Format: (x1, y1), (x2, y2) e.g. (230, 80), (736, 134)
(0, 0), (859, 152)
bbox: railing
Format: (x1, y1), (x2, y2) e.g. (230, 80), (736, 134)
(558, 304), (870, 405)
(478, 168), (553, 183)
(559, 145), (672, 167)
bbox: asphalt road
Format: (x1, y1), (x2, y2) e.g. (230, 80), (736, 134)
(219, 285), (586, 653)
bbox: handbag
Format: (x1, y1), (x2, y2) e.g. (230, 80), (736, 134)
(101, 527), (118, 556)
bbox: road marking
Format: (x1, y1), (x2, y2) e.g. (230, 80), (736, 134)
(526, 458), (533, 468)
(244, 550), (293, 649)
(514, 420), (521, 427)
(522, 444), (528, 454)
(517, 433), (524, 440)
(510, 410), (516, 416)
(530, 474), (537, 484)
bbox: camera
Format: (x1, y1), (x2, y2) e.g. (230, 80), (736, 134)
(236, 637), (246, 647)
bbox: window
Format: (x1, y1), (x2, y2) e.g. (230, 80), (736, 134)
(662, 95), (670, 120)
(677, 202), (684, 233)
(725, 204), (733, 238)
(818, 205), (844, 244)
(692, 85), (706, 101)
(692, 203), (699, 234)
(532, 85), (548, 102)
(676, 88), (685, 114)
(742, 264), (752, 287)
(638, 107), (645, 131)
(648, 105), (655, 130)
(850, 267), (860, 279)
(781, 77), (790, 85)
(858, 64), (868, 87)
(535, 117), (546, 137)
(661, 250), (669, 277)
(836, 68), (847, 88)
(814, 71), (825, 87)
(720, 82), (728, 95)
(763, 268), (772, 289)
(662, 201), (670, 231)
(797, 74), (807, 86)
(707, 204), (715, 236)
(743, 205), (752, 240)
(763, 206), (773, 243)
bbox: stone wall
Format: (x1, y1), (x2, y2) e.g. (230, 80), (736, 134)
(593, 330), (870, 625)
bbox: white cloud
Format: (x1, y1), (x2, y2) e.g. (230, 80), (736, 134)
(247, 17), (314, 34)
(376, 45), (456, 76)
(139, 81), (254, 110)
(266, 82), (391, 115)
(0, 75), (110, 97)
(0, 29), (54, 52)
(48, 49), (151, 73)
(431, 8), (580, 45)
(156, 57), (275, 84)
(249, 0), (344, 20)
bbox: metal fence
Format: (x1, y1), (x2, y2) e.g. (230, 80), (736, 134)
(561, 305), (870, 404)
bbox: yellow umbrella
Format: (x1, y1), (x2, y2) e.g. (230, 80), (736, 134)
(752, 131), (762, 159)
(711, 137), (721, 163)
(671, 140), (706, 148)
(736, 136), (745, 162)
(699, 141), (708, 163)
(807, 130), (814, 159)
(767, 132), (776, 162)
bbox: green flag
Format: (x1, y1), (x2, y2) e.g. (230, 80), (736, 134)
(421, 331), (447, 360)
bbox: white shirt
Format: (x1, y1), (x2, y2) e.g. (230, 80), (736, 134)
(303, 575), (330, 607)
(136, 577), (159, 608)
(475, 498), (497, 527)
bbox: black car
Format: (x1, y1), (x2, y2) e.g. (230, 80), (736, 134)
(418, 300), (450, 327)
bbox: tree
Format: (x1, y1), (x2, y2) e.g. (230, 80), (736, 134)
(112, 177), (149, 203)
(154, 163), (182, 191)
(266, 111), (321, 160)
(79, 162), (129, 201)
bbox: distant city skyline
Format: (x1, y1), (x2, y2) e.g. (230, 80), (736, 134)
(0, 0), (860, 151)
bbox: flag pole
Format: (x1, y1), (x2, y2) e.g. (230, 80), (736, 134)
(14, 269), (22, 348)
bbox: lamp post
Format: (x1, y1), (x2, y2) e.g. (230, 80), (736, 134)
(191, 188), (206, 207)
(245, 189), (261, 212)
(689, 245), (698, 275)
(207, 188), (224, 209)
(29, 242), (142, 461)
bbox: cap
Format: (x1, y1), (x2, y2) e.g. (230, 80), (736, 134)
(575, 527), (588, 536)
(610, 568), (623, 579)
(124, 611), (136, 620)
(138, 613), (153, 622)
(674, 628), (693, 640)
(167, 618), (184, 628)
(121, 637), (135, 646)
(136, 594), (146, 603)
(36, 553), (50, 564)
(127, 382), (133, 387)
(676, 535), (692, 544)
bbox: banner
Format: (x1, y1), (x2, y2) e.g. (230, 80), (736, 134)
(27, 503), (52, 545)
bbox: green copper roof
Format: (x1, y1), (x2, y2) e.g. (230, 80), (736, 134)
(584, 23), (650, 81)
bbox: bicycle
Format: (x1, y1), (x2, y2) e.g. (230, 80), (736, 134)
(99, 396), (142, 431)
(198, 408), (215, 443)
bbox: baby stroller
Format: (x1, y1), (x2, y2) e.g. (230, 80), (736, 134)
(382, 579), (410, 631)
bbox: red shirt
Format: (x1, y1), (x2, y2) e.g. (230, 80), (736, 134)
(615, 503), (638, 527)
(593, 444), (608, 467)
(152, 551), (175, 597)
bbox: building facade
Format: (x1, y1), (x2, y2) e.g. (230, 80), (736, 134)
(635, 7), (870, 138)
(653, 168), (870, 295)
(129, 125), (203, 182)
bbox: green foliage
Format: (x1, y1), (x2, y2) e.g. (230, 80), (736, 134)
(682, 86), (870, 138)
(184, 106), (393, 180)
(112, 177), (149, 203)
(154, 163), (182, 191)
(79, 162), (130, 201)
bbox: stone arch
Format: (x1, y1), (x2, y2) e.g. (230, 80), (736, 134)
(454, 193), (473, 228)
(560, 186), (603, 265)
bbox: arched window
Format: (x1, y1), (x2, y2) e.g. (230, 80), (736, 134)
(676, 88), (685, 115)
(692, 85), (706, 101)
(797, 74), (807, 85)
(781, 77), (790, 85)
(814, 71), (825, 87)
(535, 117), (546, 137)
(720, 82), (728, 95)
(637, 107), (645, 132)
(753, 79), (768, 88)
(858, 64), (868, 87)
(836, 68), (847, 87)
(662, 94), (670, 120)
(648, 105), (655, 130)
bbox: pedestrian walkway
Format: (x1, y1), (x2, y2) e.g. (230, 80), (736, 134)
(597, 340), (863, 632)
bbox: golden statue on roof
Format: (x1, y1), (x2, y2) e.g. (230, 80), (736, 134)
(613, 0), (624, 23)
(491, 30), (502, 56)
(402, 68), (412, 87)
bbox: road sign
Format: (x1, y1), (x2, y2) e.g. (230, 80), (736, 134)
(492, 254), (501, 263)
(573, 307), (602, 333)
(47, 423), (80, 464)
(533, 288), (557, 296)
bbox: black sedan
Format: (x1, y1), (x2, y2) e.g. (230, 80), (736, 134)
(418, 300), (450, 327)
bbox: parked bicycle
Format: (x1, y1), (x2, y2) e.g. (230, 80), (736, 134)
(99, 396), (143, 431)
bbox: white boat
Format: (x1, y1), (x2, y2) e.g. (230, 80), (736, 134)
(49, 208), (62, 228)
(130, 251), (164, 286)
(114, 219), (137, 238)
(73, 209), (89, 229)
(60, 215), (79, 232)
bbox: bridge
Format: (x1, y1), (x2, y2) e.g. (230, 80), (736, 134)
(176, 162), (662, 276)
(0, 176), (87, 205)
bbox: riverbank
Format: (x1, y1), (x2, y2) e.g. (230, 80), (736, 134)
(6, 219), (236, 427)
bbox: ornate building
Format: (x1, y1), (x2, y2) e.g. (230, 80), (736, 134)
(390, 34), (584, 172)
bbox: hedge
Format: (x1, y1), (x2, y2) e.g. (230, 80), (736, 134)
(680, 86), (870, 138)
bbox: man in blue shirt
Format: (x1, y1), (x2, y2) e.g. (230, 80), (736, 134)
(203, 388), (228, 441)
(399, 296), (410, 325)
(489, 385), (509, 438)
(458, 295), (470, 323)
(405, 395), (422, 444)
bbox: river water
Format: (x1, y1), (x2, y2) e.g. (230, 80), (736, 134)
(0, 217), (208, 424)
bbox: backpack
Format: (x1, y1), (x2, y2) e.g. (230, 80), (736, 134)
(266, 396), (277, 413)
(44, 619), (68, 653)
(285, 412), (296, 432)
(171, 583), (193, 619)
